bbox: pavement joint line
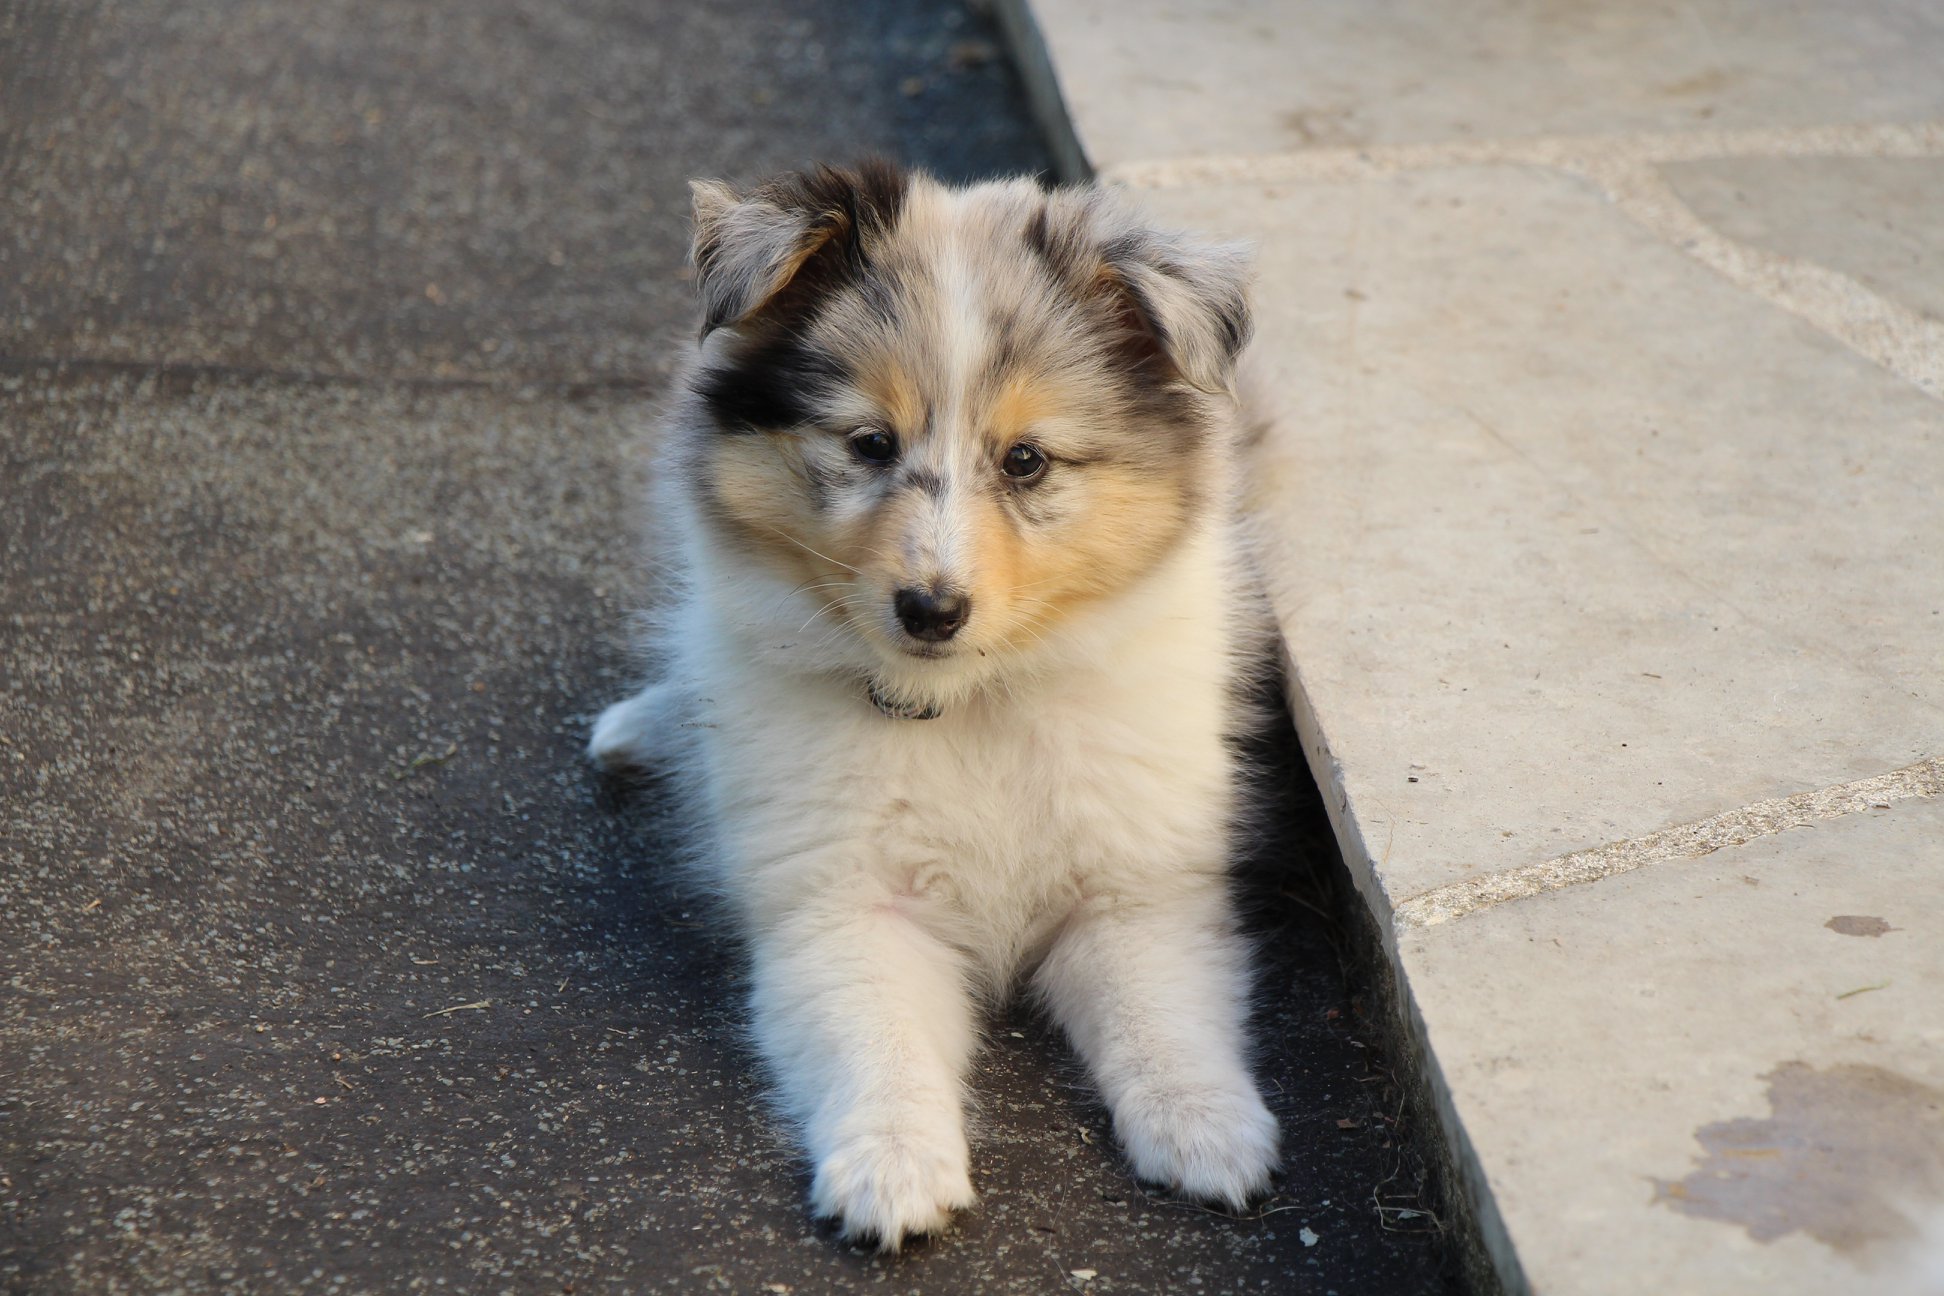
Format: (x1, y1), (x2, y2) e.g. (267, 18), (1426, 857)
(1578, 152), (1944, 398)
(1392, 754), (1944, 929)
(1098, 120), (1944, 188)
(1105, 120), (1944, 399)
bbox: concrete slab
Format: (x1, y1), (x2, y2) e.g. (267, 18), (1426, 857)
(1401, 793), (1944, 1296)
(1136, 167), (1944, 911)
(1020, 0), (1944, 171)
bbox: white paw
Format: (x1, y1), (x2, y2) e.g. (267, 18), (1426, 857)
(809, 1128), (976, 1252)
(1114, 1081), (1280, 1210)
(586, 687), (668, 770)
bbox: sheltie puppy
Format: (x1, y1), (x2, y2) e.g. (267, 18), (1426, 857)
(590, 160), (1279, 1250)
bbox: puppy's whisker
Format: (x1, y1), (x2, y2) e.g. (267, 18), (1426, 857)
(787, 575), (854, 597)
(795, 593), (873, 637)
(784, 581), (855, 603)
(763, 526), (864, 575)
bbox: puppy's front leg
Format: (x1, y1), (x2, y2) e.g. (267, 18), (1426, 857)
(1033, 880), (1279, 1208)
(750, 888), (978, 1251)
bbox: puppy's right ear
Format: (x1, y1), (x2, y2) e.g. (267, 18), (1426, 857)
(688, 162), (908, 338)
(690, 179), (817, 337)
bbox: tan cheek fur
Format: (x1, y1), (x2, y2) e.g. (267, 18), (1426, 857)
(707, 436), (840, 590)
(710, 422), (951, 655)
(715, 437), (944, 642)
(966, 465), (1189, 645)
(976, 377), (1198, 642)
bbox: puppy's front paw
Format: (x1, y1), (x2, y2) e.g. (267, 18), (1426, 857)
(587, 687), (669, 771)
(1115, 1082), (1280, 1210)
(809, 1128), (976, 1252)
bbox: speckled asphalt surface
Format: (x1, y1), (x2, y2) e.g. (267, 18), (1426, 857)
(0, 2), (1460, 1292)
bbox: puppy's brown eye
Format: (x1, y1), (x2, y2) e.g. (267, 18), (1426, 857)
(1002, 443), (1047, 480)
(849, 429), (898, 465)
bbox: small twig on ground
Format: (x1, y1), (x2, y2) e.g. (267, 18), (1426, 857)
(394, 742), (459, 780)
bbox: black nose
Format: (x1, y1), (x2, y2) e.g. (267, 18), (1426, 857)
(894, 586), (971, 642)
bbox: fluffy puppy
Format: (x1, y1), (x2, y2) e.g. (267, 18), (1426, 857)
(590, 160), (1278, 1249)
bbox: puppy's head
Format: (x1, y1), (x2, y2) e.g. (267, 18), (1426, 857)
(683, 161), (1250, 704)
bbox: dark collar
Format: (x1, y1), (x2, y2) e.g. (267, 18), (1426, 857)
(867, 680), (940, 721)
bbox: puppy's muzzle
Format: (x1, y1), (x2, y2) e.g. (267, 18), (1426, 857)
(894, 585), (971, 642)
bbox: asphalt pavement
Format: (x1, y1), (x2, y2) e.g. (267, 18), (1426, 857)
(0, 2), (1459, 1291)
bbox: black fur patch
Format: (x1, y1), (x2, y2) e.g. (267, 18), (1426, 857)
(695, 333), (849, 434)
(765, 158), (909, 274)
(1022, 204), (1055, 265)
(736, 160), (911, 329)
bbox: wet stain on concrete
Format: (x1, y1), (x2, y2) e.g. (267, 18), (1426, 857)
(1653, 1062), (1944, 1253)
(1826, 915), (1897, 937)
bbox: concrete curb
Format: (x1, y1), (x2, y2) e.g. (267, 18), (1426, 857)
(990, 0), (1092, 183)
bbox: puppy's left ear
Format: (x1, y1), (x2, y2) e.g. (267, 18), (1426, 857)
(1100, 228), (1254, 396)
(1034, 192), (1254, 396)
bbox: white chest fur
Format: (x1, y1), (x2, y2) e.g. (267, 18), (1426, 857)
(678, 521), (1245, 981)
